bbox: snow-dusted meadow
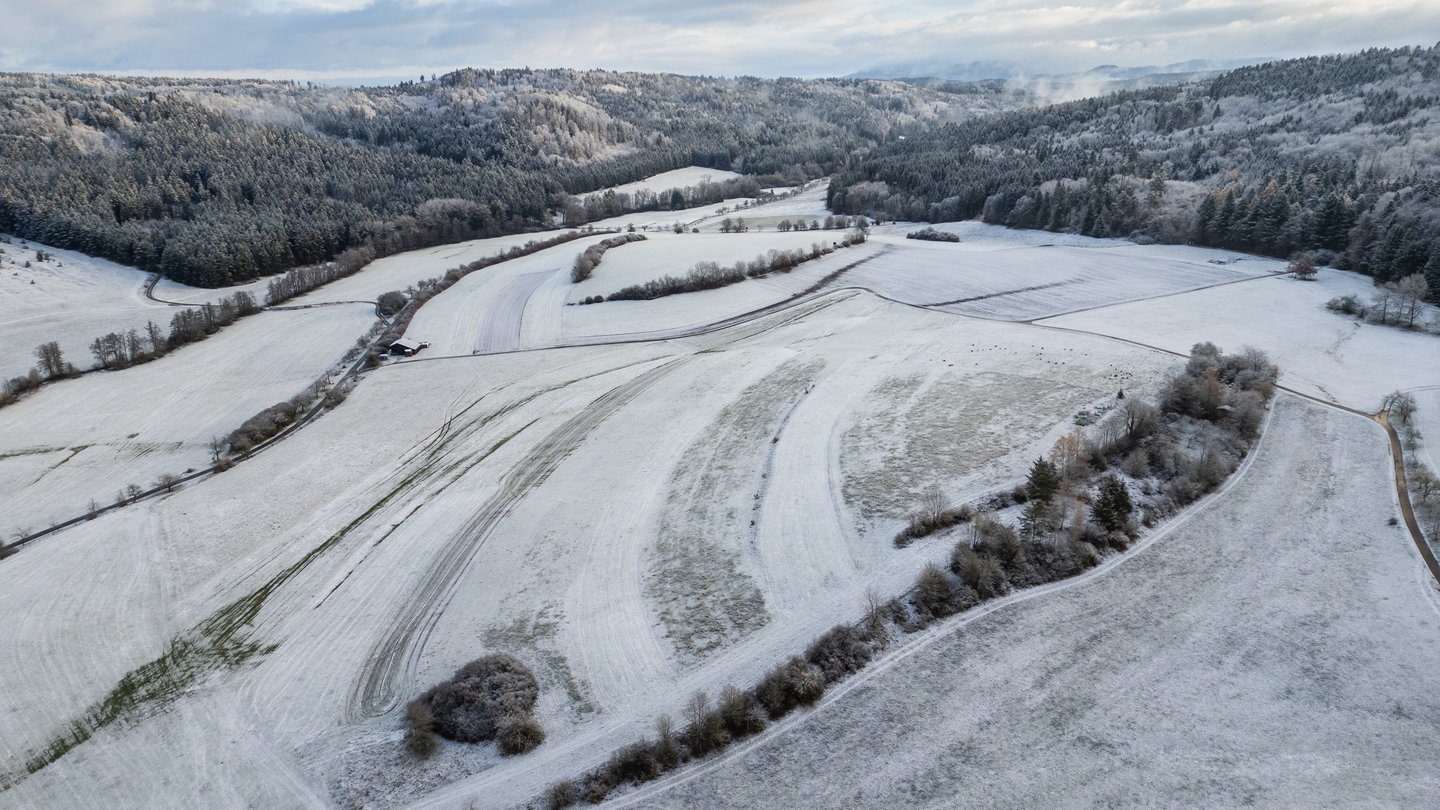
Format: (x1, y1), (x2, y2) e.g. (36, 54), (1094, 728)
(0, 239), (177, 381)
(0, 303), (376, 532)
(2, 173), (1437, 810)
(580, 167), (742, 201)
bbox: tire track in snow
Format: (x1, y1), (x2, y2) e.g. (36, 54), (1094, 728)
(353, 356), (693, 718)
(474, 271), (551, 354)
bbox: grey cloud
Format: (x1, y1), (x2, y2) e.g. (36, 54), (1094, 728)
(7, 0), (1439, 80)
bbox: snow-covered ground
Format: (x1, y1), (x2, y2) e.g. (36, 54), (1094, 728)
(0, 237), (181, 381)
(2, 177), (1437, 810)
(630, 395), (1440, 808)
(0, 303), (376, 532)
(582, 167), (742, 200)
(1044, 267), (1437, 412)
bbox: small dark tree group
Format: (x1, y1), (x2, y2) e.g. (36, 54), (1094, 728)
(571, 232), (647, 283)
(905, 227), (960, 243)
(1328, 273), (1433, 331)
(1090, 475), (1134, 534)
(376, 290), (408, 317)
(33, 341), (74, 380)
(404, 653), (545, 759)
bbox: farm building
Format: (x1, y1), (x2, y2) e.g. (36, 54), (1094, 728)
(388, 337), (430, 356)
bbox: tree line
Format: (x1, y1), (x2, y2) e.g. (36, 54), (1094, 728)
(597, 229), (867, 303)
(4, 290), (260, 408)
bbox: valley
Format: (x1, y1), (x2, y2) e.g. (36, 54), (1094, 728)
(2, 177), (1437, 809)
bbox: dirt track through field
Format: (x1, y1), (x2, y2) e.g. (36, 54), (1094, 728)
(1378, 410), (1440, 585)
(352, 356), (693, 718)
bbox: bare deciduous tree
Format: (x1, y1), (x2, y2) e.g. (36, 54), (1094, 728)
(918, 484), (948, 525)
(1288, 253), (1317, 279)
(1385, 390), (1417, 424)
(1394, 273), (1430, 327)
(34, 341), (67, 379)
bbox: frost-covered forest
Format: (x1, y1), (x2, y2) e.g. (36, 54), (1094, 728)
(0, 70), (1014, 286)
(6, 47), (1440, 293)
(831, 45), (1440, 297)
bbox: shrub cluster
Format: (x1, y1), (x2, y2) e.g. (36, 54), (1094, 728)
(605, 233), (865, 302)
(557, 615), (886, 805)
(571, 232), (647, 283)
(894, 502), (973, 547)
(1327, 272), (1436, 332)
(169, 292), (262, 347)
(265, 246), (376, 306)
(0, 368), (42, 407)
(405, 653), (545, 758)
(226, 392), (315, 455)
(376, 290), (408, 317)
(905, 227), (960, 242)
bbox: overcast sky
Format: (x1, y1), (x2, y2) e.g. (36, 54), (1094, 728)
(2, 0), (1436, 83)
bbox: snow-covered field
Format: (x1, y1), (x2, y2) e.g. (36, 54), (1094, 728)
(632, 395), (1440, 808)
(0, 238), (181, 381)
(1045, 266), (1438, 412)
(2, 172), (1437, 810)
(0, 303), (375, 533)
(582, 168), (742, 200)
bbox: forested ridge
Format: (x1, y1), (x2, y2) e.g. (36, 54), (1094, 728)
(831, 44), (1440, 297)
(6, 47), (1439, 293)
(0, 69), (1013, 287)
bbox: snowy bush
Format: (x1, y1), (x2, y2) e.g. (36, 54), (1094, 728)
(496, 712), (546, 756)
(546, 780), (578, 809)
(905, 226), (960, 242)
(412, 653), (543, 750)
(805, 624), (876, 683)
(755, 657), (825, 719)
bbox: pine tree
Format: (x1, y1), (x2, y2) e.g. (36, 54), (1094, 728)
(1091, 475), (1134, 534)
(1026, 458), (1061, 504)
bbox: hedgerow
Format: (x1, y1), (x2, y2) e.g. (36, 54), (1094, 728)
(550, 341), (1278, 805)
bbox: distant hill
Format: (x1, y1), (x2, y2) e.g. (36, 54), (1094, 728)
(849, 58), (1268, 93)
(830, 45), (1440, 296)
